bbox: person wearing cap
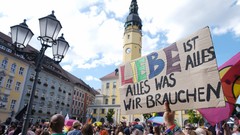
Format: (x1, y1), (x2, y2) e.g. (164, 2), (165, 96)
(67, 121), (82, 135)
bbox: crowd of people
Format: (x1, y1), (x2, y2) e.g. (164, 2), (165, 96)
(0, 102), (239, 135)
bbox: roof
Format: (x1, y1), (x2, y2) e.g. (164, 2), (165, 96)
(64, 70), (98, 95)
(100, 71), (119, 80)
(124, 0), (142, 29)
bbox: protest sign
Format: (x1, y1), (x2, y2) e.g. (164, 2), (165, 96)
(119, 27), (225, 115)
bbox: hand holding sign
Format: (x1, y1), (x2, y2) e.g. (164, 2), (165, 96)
(163, 102), (184, 135)
(163, 102), (175, 127)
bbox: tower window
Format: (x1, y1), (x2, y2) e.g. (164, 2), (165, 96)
(127, 34), (130, 39)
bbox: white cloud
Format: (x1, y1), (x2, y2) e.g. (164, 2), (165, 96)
(85, 75), (100, 82)
(1, 0), (240, 73)
(62, 64), (74, 72)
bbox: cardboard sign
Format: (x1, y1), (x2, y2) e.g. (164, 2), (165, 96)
(119, 27), (225, 115)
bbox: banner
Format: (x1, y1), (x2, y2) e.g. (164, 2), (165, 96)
(119, 27), (225, 115)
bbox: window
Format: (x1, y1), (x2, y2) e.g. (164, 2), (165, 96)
(1, 59), (8, 69)
(106, 82), (110, 89)
(10, 63), (16, 73)
(15, 82), (21, 91)
(105, 99), (108, 104)
(6, 78), (13, 89)
(10, 100), (17, 109)
(19, 67), (24, 75)
(113, 82), (116, 88)
(0, 76), (3, 86)
(75, 101), (77, 106)
(93, 109), (97, 114)
(2, 95), (8, 102)
(101, 109), (105, 114)
(112, 99), (115, 105)
(0, 45), (6, 50)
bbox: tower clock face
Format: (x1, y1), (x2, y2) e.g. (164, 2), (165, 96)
(126, 48), (131, 54)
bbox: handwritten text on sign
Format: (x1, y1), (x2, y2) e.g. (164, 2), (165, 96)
(119, 27), (225, 115)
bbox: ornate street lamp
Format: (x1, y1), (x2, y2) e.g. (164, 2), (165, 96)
(10, 11), (69, 135)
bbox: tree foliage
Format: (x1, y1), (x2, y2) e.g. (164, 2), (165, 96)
(106, 109), (115, 124)
(143, 113), (152, 121)
(187, 110), (203, 124)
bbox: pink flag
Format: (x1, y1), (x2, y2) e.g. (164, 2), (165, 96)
(198, 102), (234, 126)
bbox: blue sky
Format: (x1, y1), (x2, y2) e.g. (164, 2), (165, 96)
(0, 0), (239, 103)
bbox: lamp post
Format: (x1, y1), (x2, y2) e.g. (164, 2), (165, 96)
(10, 11), (70, 135)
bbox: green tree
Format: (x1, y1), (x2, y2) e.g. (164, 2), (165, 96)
(143, 113), (152, 122)
(187, 110), (203, 125)
(106, 109), (115, 124)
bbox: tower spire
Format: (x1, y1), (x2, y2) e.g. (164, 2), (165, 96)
(124, 0), (142, 29)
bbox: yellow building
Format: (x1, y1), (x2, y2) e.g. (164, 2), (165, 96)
(89, 0), (190, 127)
(0, 32), (29, 122)
(89, 72), (121, 124)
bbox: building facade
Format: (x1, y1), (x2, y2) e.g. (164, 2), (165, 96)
(89, 72), (121, 125)
(0, 32), (96, 123)
(19, 57), (73, 123)
(67, 72), (96, 122)
(0, 32), (30, 122)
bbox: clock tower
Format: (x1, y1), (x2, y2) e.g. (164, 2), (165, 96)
(123, 0), (142, 63)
